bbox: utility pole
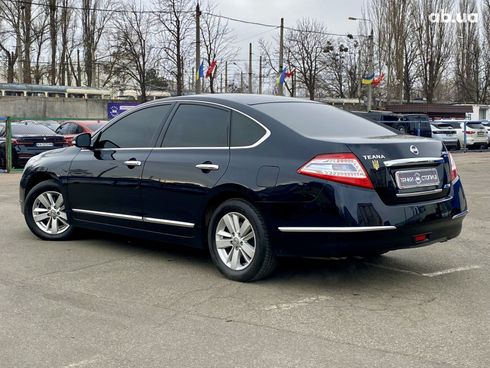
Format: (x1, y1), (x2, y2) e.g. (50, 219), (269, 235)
(220, 74), (223, 93)
(259, 55), (263, 94)
(225, 61), (228, 93)
(248, 43), (253, 94)
(240, 71), (244, 93)
(367, 27), (374, 111)
(278, 17), (284, 96)
(195, 3), (201, 94)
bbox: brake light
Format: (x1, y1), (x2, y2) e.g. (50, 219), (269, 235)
(465, 130), (475, 134)
(448, 152), (458, 182)
(298, 153), (374, 189)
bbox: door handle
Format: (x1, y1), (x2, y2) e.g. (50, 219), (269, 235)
(124, 160), (142, 167)
(195, 163), (219, 171)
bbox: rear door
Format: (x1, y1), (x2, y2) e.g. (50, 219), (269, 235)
(67, 104), (172, 227)
(140, 102), (231, 236)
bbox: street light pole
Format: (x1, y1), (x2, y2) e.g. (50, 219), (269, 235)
(348, 17), (374, 111)
(367, 27), (374, 111)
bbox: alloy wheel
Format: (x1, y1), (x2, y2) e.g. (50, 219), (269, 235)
(32, 191), (70, 235)
(215, 212), (256, 271)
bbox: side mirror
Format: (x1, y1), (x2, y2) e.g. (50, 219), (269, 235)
(75, 133), (92, 148)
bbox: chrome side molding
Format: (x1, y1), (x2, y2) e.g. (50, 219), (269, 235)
(452, 210), (469, 220)
(72, 209), (195, 228)
(278, 226), (396, 233)
(396, 188), (443, 198)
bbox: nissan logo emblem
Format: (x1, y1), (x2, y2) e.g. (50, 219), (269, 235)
(410, 145), (419, 155)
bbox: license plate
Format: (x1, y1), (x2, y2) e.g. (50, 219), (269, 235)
(477, 132), (485, 136)
(395, 168), (440, 189)
(36, 142), (53, 147)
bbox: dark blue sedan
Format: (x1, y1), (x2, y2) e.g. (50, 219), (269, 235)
(19, 95), (467, 281)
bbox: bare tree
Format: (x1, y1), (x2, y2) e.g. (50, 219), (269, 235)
(82, 0), (115, 86)
(285, 18), (330, 100)
(154, 0), (193, 96)
(454, 0), (481, 103)
(32, 9), (49, 84)
(200, 2), (237, 93)
(111, 1), (159, 102)
(413, 0), (454, 103)
(0, 0), (22, 82)
(47, 0), (58, 84)
(59, 0), (73, 85)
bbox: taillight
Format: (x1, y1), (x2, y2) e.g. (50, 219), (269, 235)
(466, 130), (475, 135)
(298, 153), (374, 189)
(448, 152), (458, 182)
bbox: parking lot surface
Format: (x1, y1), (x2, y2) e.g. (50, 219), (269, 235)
(0, 152), (489, 368)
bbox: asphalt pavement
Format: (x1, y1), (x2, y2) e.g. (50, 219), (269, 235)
(0, 152), (489, 368)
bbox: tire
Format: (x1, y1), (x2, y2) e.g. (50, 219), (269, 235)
(207, 199), (276, 282)
(456, 141), (461, 150)
(24, 179), (75, 240)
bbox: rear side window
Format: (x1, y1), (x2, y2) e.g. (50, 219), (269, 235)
(163, 104), (229, 147)
(231, 112), (266, 147)
(253, 102), (395, 138)
(96, 105), (170, 148)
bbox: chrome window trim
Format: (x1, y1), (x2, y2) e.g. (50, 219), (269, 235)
(278, 226), (396, 233)
(72, 208), (195, 228)
(384, 157), (444, 167)
(161, 99), (271, 150)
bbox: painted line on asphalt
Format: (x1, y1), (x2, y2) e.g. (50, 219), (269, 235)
(264, 295), (334, 311)
(420, 265), (482, 277)
(364, 262), (482, 277)
(63, 356), (101, 367)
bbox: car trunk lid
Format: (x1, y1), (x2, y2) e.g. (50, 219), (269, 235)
(342, 136), (451, 205)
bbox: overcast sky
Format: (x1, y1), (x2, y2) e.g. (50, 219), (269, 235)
(205, 0), (365, 65)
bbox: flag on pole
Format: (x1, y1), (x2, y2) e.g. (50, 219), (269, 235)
(276, 67), (287, 85)
(196, 61), (204, 80)
(206, 59), (217, 78)
(362, 72), (375, 85)
(372, 72), (385, 87)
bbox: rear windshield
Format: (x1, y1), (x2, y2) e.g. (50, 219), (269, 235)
(433, 123), (452, 128)
(252, 102), (396, 138)
(11, 124), (56, 135)
(467, 123), (484, 129)
(439, 121), (462, 129)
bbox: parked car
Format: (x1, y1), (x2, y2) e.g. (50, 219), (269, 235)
(0, 122), (66, 169)
(20, 95), (467, 281)
(436, 120), (488, 149)
(352, 111), (432, 137)
(430, 122), (459, 150)
(55, 120), (107, 146)
(480, 121), (490, 144)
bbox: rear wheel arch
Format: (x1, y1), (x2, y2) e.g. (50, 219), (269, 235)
(201, 185), (261, 236)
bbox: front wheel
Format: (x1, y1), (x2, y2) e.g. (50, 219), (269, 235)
(208, 199), (276, 282)
(24, 180), (75, 240)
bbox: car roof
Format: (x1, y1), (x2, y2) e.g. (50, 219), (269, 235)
(153, 94), (313, 107)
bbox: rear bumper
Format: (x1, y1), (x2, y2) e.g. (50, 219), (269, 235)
(274, 215), (465, 257)
(264, 178), (467, 257)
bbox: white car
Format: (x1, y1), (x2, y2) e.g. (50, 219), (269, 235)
(435, 120), (488, 149)
(430, 123), (459, 150)
(481, 121), (490, 144)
